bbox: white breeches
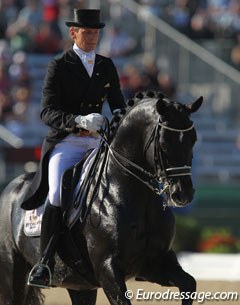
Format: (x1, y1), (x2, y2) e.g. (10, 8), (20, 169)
(48, 135), (100, 206)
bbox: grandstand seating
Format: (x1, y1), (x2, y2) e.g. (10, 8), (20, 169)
(194, 114), (240, 184)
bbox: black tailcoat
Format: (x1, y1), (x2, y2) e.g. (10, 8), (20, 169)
(21, 49), (125, 210)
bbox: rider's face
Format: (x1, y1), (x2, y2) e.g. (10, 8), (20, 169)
(70, 27), (100, 52)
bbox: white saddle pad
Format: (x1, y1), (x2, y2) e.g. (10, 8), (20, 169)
(24, 204), (44, 237)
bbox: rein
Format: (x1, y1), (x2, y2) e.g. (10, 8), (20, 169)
(101, 118), (194, 204)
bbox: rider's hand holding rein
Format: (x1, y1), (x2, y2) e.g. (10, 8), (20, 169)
(75, 113), (105, 132)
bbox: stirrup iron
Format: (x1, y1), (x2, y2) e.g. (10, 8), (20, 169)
(27, 263), (52, 289)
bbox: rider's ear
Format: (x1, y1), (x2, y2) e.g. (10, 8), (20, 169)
(186, 96), (203, 113)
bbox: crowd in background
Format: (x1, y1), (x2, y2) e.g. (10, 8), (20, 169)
(138, 0), (240, 40)
(136, 0), (240, 68)
(1, 0), (240, 132)
(1, 1), (240, 54)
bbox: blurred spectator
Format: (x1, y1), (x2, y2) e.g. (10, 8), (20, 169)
(207, 0), (231, 21)
(33, 21), (62, 54)
(0, 3), (8, 39)
(235, 133), (240, 150)
(8, 50), (32, 124)
(157, 72), (177, 99)
(141, 55), (160, 90)
(8, 51), (31, 87)
(6, 0), (43, 52)
(230, 32), (240, 68)
(99, 25), (137, 57)
(229, 0), (240, 35)
(189, 9), (214, 39)
(11, 85), (31, 119)
(0, 91), (13, 122)
(0, 46), (32, 129)
(167, 0), (192, 35)
(0, 0), (20, 39)
(207, 0), (234, 38)
(119, 55), (177, 99)
(120, 64), (149, 98)
(0, 39), (13, 65)
(137, 0), (163, 17)
(42, 0), (63, 41)
(42, 0), (59, 23)
(0, 60), (11, 93)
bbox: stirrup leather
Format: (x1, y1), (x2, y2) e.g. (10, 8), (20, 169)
(27, 263), (52, 289)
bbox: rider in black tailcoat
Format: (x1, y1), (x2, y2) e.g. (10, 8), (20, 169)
(22, 9), (125, 288)
(21, 12), (125, 211)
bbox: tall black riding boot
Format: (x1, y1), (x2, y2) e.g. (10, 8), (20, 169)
(28, 202), (62, 288)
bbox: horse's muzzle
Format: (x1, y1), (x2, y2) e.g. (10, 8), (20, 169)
(169, 185), (195, 207)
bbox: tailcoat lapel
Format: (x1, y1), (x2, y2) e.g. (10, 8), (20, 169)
(64, 49), (90, 80)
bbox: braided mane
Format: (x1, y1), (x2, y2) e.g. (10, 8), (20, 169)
(110, 90), (167, 134)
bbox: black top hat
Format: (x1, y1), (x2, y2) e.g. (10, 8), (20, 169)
(65, 9), (105, 29)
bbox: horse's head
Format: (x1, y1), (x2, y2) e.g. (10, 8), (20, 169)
(109, 91), (202, 208)
(154, 95), (203, 207)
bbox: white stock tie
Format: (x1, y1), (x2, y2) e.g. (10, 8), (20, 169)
(73, 44), (95, 77)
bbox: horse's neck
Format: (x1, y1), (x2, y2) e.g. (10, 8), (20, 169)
(108, 127), (153, 199)
(111, 118), (147, 163)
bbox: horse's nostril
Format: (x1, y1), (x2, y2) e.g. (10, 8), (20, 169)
(170, 187), (195, 206)
(172, 192), (180, 201)
(171, 192), (182, 205)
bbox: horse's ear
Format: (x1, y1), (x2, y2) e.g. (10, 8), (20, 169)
(186, 96), (203, 113)
(156, 99), (168, 116)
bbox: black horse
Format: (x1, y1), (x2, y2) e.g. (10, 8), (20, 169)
(0, 92), (202, 305)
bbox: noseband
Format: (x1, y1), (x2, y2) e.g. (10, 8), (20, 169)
(102, 118), (194, 205)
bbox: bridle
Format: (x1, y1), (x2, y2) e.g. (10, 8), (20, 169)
(101, 117), (194, 206)
(154, 120), (194, 182)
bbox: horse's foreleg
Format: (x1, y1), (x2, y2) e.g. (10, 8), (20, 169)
(139, 250), (196, 305)
(95, 257), (131, 305)
(67, 289), (97, 305)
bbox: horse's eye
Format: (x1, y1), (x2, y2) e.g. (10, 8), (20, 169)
(161, 142), (168, 151)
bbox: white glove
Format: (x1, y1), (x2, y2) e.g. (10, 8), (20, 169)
(75, 113), (105, 132)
